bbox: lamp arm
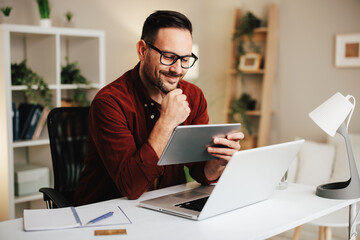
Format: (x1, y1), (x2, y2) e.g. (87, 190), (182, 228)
(337, 122), (359, 181)
(345, 95), (356, 131)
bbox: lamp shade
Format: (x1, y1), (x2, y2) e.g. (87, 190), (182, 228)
(309, 92), (354, 136)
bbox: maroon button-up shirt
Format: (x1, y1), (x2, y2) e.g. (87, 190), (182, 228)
(73, 63), (211, 205)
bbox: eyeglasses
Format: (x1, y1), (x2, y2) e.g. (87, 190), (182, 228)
(145, 41), (198, 69)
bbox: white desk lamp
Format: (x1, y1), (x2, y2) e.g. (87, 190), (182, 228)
(309, 92), (360, 199)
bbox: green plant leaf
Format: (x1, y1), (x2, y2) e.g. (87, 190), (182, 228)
(11, 60), (53, 108)
(65, 11), (73, 22)
(228, 93), (256, 135)
(36, 0), (50, 19)
(61, 60), (90, 106)
(1, 6), (12, 16)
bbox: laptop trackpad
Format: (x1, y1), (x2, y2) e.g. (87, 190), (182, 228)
(173, 190), (208, 199)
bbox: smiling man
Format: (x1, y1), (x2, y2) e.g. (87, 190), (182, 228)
(73, 10), (244, 206)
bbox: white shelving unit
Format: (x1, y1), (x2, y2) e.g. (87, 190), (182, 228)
(0, 24), (105, 220)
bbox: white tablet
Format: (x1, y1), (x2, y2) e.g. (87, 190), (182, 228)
(157, 123), (241, 165)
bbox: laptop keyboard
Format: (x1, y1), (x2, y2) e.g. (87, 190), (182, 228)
(175, 196), (209, 212)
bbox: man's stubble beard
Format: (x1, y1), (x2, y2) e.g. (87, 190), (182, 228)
(142, 59), (183, 94)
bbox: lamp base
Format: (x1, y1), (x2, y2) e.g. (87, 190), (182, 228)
(316, 178), (360, 199)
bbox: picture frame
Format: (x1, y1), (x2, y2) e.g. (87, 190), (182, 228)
(238, 53), (262, 72)
(335, 33), (360, 68)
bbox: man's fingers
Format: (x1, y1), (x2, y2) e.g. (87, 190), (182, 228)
(208, 146), (237, 156)
(227, 132), (245, 141)
(213, 137), (240, 151)
(209, 154), (231, 165)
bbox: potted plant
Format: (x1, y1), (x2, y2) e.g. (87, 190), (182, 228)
(11, 60), (53, 108)
(36, 0), (51, 27)
(228, 93), (256, 135)
(233, 11), (261, 41)
(228, 93), (258, 149)
(1, 6), (12, 23)
(61, 58), (90, 106)
(65, 11), (72, 22)
(64, 11), (74, 27)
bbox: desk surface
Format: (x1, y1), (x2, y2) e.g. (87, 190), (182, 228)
(0, 182), (358, 240)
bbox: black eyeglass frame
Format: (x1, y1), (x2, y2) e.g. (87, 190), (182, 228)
(145, 41), (198, 69)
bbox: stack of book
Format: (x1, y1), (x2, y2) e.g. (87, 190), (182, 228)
(12, 103), (50, 141)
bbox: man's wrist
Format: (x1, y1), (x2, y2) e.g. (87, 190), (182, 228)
(204, 160), (224, 181)
(156, 117), (174, 131)
(156, 116), (178, 132)
(148, 118), (177, 158)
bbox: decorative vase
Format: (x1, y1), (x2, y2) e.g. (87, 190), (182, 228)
(40, 19), (51, 27)
(1, 16), (10, 24)
(64, 21), (75, 28)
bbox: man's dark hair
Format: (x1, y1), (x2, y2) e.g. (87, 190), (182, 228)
(141, 10), (192, 44)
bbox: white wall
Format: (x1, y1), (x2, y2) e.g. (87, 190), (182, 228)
(275, 0), (360, 143)
(2, 0), (360, 144)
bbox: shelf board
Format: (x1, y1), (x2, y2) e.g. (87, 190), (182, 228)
(229, 69), (265, 75)
(254, 27), (268, 33)
(11, 83), (101, 91)
(14, 193), (43, 204)
(2, 23), (105, 38)
(13, 139), (50, 148)
(232, 27), (268, 36)
(11, 85), (57, 91)
(60, 83), (102, 89)
(246, 110), (261, 116)
(242, 69), (265, 74)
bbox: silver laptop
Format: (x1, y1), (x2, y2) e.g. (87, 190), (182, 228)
(139, 139), (304, 220)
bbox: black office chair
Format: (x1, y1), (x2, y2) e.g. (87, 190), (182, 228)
(39, 107), (90, 209)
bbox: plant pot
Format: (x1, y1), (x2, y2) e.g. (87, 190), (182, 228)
(1, 16), (10, 24)
(64, 21), (75, 28)
(40, 19), (51, 27)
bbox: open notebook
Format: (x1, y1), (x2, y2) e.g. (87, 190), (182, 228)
(23, 204), (131, 231)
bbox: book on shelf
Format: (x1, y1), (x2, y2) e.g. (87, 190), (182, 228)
(12, 103), (19, 141)
(23, 204), (131, 231)
(32, 107), (50, 140)
(24, 105), (43, 140)
(18, 103), (43, 140)
(18, 103), (36, 140)
(61, 99), (73, 107)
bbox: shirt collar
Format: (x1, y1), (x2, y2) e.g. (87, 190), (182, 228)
(130, 62), (161, 109)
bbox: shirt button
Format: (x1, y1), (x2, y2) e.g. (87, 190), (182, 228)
(144, 104), (148, 107)
(150, 102), (154, 106)
(150, 115), (155, 119)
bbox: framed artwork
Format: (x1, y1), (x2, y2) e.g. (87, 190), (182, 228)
(238, 53), (262, 72)
(335, 33), (360, 68)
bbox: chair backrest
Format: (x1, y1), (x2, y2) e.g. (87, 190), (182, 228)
(47, 107), (90, 204)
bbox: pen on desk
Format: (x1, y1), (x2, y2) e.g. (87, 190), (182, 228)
(86, 211), (114, 225)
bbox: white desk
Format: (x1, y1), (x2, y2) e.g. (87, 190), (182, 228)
(0, 182), (358, 240)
